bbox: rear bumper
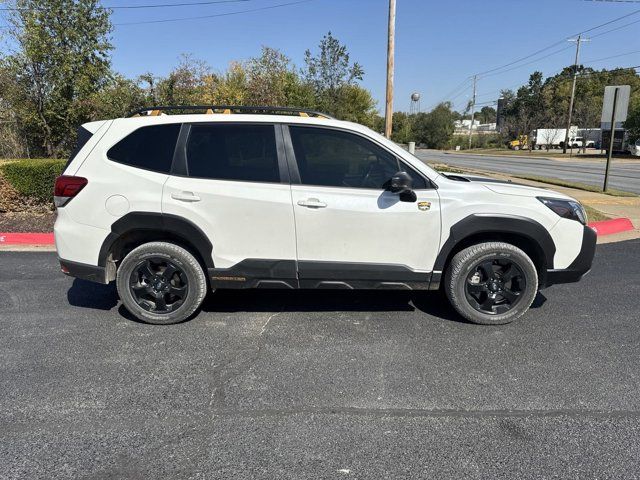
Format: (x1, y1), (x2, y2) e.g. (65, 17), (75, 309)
(59, 259), (107, 284)
(544, 225), (597, 287)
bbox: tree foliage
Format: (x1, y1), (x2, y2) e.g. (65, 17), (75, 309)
(412, 102), (456, 149)
(1, 27), (377, 157)
(1, 0), (113, 157)
(500, 67), (640, 141)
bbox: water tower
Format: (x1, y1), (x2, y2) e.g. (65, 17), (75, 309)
(410, 92), (421, 115)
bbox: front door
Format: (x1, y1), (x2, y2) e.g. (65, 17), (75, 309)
(162, 123), (298, 288)
(285, 125), (441, 288)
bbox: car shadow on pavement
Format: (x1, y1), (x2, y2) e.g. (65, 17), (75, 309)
(203, 289), (465, 323)
(67, 279), (119, 311)
(66, 279), (547, 325)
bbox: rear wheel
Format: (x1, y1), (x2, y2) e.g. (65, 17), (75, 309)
(444, 242), (538, 325)
(116, 242), (207, 325)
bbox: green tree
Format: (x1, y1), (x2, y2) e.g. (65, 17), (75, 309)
(412, 102), (456, 149)
(302, 32), (374, 122)
(390, 111), (412, 144)
(87, 75), (148, 119)
(155, 54), (210, 106)
(626, 97), (640, 143)
(1, 0), (113, 157)
(476, 106), (497, 124)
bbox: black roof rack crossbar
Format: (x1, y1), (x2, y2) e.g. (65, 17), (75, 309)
(127, 105), (335, 119)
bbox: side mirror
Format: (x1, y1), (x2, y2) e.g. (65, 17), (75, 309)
(388, 171), (413, 194)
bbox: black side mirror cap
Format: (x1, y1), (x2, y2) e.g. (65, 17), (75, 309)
(389, 171), (413, 194)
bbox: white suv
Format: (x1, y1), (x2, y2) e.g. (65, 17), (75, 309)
(54, 106), (596, 325)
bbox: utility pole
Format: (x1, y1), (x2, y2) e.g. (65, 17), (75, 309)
(468, 75), (477, 149)
(384, 0), (396, 139)
(563, 35), (589, 154)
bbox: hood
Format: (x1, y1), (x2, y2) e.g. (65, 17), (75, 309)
(482, 182), (573, 200)
(443, 173), (574, 200)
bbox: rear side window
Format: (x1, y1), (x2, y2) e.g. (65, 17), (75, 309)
(107, 124), (181, 173)
(186, 124), (279, 183)
(65, 126), (94, 169)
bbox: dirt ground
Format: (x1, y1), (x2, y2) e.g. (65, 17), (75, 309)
(0, 211), (56, 232)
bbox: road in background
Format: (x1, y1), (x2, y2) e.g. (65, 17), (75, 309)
(415, 150), (640, 194)
(1, 243), (640, 478)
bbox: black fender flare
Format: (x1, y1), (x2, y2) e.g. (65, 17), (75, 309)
(98, 212), (214, 268)
(433, 214), (556, 272)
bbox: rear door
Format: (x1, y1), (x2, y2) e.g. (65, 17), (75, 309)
(162, 122), (298, 288)
(284, 125), (441, 287)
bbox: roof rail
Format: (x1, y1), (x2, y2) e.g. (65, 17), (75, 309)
(127, 105), (335, 120)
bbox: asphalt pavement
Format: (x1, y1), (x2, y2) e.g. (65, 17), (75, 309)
(415, 150), (640, 194)
(1, 243), (640, 479)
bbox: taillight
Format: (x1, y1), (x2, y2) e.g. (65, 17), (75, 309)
(54, 176), (88, 207)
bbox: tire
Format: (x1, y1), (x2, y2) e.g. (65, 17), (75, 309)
(444, 242), (538, 325)
(116, 242), (208, 325)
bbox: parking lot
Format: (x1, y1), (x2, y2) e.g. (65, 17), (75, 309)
(1, 241), (640, 479)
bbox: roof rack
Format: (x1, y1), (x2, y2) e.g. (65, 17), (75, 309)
(127, 105), (335, 120)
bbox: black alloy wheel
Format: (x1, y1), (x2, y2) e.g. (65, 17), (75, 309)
(464, 257), (526, 315)
(129, 258), (188, 313)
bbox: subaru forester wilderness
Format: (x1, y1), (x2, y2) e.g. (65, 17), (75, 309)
(54, 106), (596, 325)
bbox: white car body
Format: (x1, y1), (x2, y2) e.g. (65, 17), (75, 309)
(55, 109), (597, 322)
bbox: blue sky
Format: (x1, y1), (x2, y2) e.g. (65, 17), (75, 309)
(65, 0), (640, 112)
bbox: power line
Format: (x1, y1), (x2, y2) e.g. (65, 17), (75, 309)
(581, 0), (640, 3)
(114, 0), (313, 25)
(479, 45), (574, 79)
(440, 8), (640, 112)
(475, 64), (640, 103)
(428, 77), (472, 110)
(0, 0), (251, 10)
(590, 16), (640, 37)
(474, 7), (640, 78)
(583, 49), (640, 63)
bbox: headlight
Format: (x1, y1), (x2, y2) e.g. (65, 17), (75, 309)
(537, 197), (587, 225)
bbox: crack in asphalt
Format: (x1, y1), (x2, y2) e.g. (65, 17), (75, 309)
(206, 407), (640, 419)
(208, 310), (284, 410)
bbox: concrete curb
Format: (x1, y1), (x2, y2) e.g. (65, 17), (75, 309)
(588, 218), (635, 237)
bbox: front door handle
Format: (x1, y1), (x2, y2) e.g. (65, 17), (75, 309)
(297, 198), (327, 209)
(171, 191), (201, 202)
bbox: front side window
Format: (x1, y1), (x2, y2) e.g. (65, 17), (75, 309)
(289, 126), (426, 189)
(186, 124), (280, 183)
(107, 124), (181, 173)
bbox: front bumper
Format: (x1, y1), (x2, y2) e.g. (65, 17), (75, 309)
(544, 225), (597, 287)
(59, 259), (107, 284)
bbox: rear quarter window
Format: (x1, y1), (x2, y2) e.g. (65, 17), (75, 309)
(107, 124), (181, 173)
(65, 126), (94, 169)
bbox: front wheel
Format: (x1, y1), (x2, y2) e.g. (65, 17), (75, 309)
(116, 242), (208, 325)
(444, 242), (539, 325)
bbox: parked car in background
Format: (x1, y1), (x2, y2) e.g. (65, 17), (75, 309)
(629, 139), (640, 156)
(565, 137), (596, 149)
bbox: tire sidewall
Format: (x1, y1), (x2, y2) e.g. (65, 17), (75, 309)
(446, 244), (538, 325)
(116, 245), (205, 325)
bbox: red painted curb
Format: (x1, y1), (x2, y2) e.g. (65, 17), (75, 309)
(0, 219), (636, 245)
(588, 218), (634, 236)
(0, 232), (55, 245)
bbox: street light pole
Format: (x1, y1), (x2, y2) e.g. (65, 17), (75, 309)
(384, 0), (396, 139)
(563, 35), (589, 154)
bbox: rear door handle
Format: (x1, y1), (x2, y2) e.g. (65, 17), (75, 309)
(297, 198), (327, 209)
(171, 192), (201, 202)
